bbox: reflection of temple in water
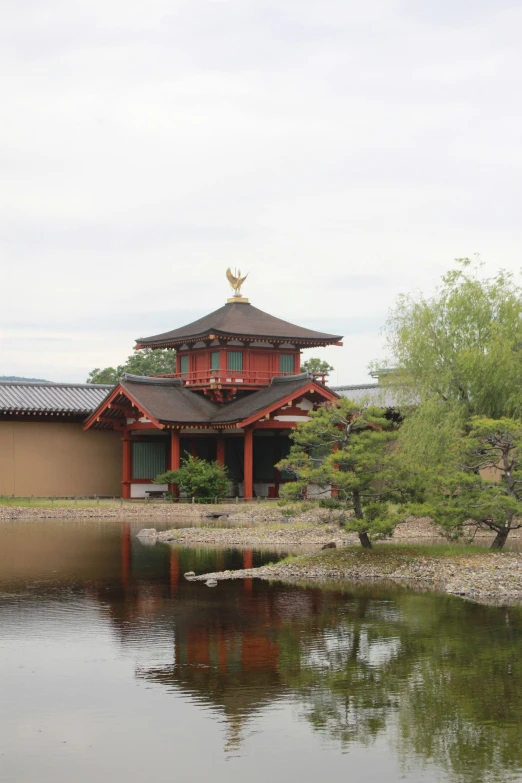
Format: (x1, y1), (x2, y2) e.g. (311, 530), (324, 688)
(0, 520), (387, 753)
(93, 525), (330, 750)
(3, 521), (522, 780)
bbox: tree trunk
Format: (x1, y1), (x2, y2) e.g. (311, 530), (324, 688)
(358, 531), (372, 549)
(491, 527), (510, 550)
(352, 490), (372, 549)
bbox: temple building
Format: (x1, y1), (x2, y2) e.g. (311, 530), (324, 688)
(85, 273), (343, 498)
(0, 273), (351, 498)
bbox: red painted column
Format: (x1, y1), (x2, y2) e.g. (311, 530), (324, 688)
(217, 630), (228, 674)
(216, 437), (225, 467)
(122, 432), (132, 499)
(121, 522), (131, 587)
(220, 348), (227, 373)
(244, 427), (254, 500)
(169, 429), (181, 496)
(170, 550), (180, 596)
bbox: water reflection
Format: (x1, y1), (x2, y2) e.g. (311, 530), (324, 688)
(1, 520), (522, 783)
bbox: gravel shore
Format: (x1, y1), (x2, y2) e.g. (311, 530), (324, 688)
(155, 520), (354, 546)
(2, 502), (518, 541)
(184, 547), (522, 606)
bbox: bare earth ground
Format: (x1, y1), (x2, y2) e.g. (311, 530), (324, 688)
(3, 501), (522, 605)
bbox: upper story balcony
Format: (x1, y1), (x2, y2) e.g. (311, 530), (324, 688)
(158, 368), (329, 397)
(160, 368), (328, 389)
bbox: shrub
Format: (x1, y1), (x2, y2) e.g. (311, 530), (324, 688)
(156, 456), (229, 502)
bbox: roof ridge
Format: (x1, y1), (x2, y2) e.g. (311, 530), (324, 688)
(270, 371), (312, 384)
(332, 383), (380, 390)
(122, 373), (183, 387)
(0, 380), (114, 389)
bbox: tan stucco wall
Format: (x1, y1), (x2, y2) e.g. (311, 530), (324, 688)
(0, 422), (122, 496)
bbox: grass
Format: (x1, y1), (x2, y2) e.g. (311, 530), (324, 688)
(262, 544), (494, 573)
(0, 496), (298, 509)
(264, 554), (303, 567)
(0, 496), (128, 508)
(376, 542), (489, 557)
(252, 544), (511, 583)
(304, 542), (498, 569)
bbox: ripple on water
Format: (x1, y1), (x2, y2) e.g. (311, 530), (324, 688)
(1, 519), (522, 783)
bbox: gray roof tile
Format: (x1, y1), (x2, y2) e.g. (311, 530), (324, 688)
(90, 373), (334, 427)
(332, 383), (400, 408)
(136, 302), (342, 348)
(0, 381), (114, 414)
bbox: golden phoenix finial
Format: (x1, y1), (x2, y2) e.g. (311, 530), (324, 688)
(226, 267), (248, 299)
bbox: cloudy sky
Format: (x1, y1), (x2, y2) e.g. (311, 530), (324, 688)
(2, 0), (522, 385)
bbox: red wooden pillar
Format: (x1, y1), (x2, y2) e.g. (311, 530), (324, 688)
(216, 436), (225, 467)
(169, 429), (180, 495)
(122, 432), (132, 499)
(121, 522), (131, 587)
(170, 550), (180, 596)
(220, 347), (227, 373)
(217, 629), (228, 674)
(244, 426), (254, 500)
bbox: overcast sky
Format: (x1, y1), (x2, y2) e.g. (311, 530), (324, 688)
(2, 0), (522, 385)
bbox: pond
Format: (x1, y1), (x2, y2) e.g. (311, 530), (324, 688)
(1, 519), (522, 783)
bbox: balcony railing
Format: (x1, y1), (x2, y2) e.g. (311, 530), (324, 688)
(157, 369), (327, 387)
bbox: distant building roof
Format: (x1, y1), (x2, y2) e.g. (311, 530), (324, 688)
(0, 380), (114, 415)
(136, 302), (342, 349)
(332, 383), (401, 408)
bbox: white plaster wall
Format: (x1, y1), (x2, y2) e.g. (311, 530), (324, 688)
(305, 484), (334, 499)
(130, 483), (168, 498)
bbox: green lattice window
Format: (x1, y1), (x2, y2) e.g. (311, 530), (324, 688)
(280, 354), (295, 373)
(227, 352), (243, 371)
(132, 442), (167, 479)
(180, 355), (189, 377)
(210, 352), (220, 371)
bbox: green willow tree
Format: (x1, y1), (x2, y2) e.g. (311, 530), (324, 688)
(277, 398), (407, 548)
(87, 348), (177, 384)
(384, 259), (522, 420)
(382, 260), (522, 546)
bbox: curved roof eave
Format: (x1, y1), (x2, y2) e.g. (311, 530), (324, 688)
(135, 302), (343, 348)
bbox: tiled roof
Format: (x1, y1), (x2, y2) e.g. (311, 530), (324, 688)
(332, 383), (400, 408)
(120, 377), (220, 424)
(136, 302), (342, 348)
(88, 373), (335, 428)
(211, 375), (323, 424)
(0, 381), (114, 414)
